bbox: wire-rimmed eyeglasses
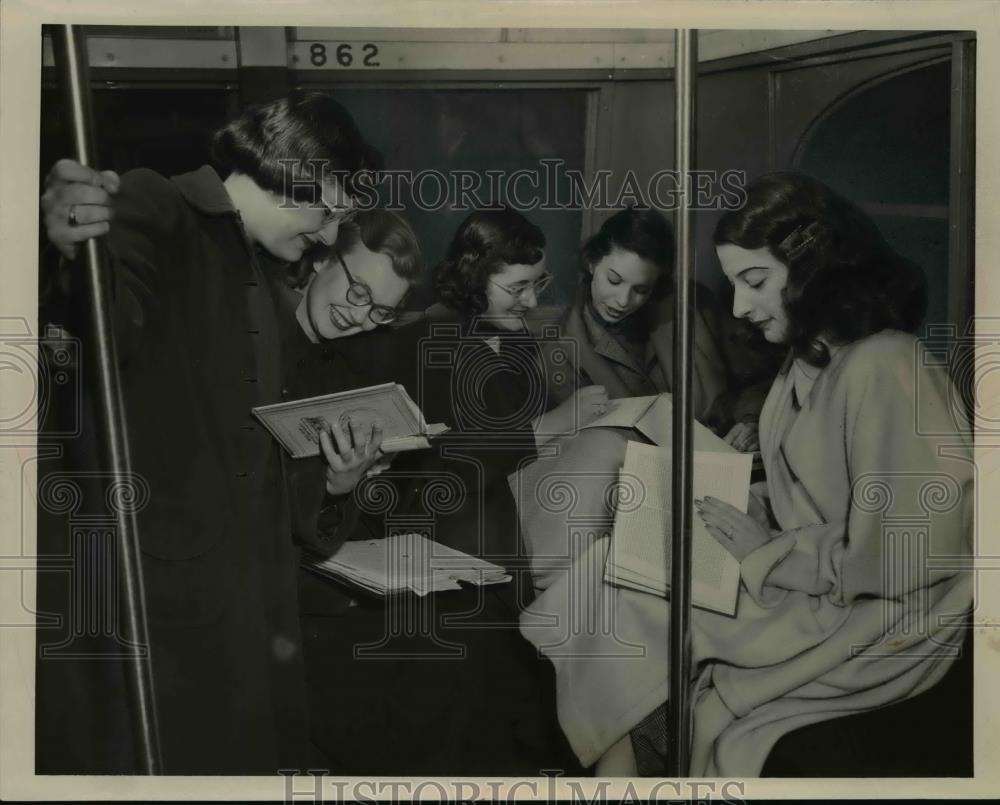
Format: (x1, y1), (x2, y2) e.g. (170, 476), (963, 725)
(488, 273), (553, 299)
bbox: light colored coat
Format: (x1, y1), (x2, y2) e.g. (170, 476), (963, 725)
(514, 330), (973, 774)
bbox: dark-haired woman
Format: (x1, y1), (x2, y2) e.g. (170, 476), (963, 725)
(423, 207), (614, 440)
(518, 173), (972, 776)
(541, 207), (773, 446)
(37, 92), (401, 774)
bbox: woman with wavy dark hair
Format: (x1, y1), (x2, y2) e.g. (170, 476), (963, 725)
(544, 206), (772, 448)
(520, 172), (972, 777)
(712, 171), (927, 365)
(425, 207), (610, 441)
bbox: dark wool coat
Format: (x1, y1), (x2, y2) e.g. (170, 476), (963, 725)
(39, 166), (318, 774)
(298, 313), (579, 775)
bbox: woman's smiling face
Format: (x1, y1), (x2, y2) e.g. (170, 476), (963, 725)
(298, 240), (409, 342)
(481, 255), (548, 331)
(716, 243), (790, 343)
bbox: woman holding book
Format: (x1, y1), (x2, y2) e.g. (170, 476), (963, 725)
(517, 172), (973, 776)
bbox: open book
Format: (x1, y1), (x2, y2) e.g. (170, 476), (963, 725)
(604, 440), (752, 617)
(305, 533), (511, 597)
(253, 382), (449, 459)
(581, 394), (664, 434)
(581, 392), (737, 453)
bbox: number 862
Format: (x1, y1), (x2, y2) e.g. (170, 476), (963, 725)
(308, 43), (381, 68)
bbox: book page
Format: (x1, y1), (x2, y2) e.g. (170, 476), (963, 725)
(579, 395), (659, 431)
(607, 441), (750, 615)
(381, 435), (432, 453)
(634, 394), (736, 454)
(632, 393), (673, 445)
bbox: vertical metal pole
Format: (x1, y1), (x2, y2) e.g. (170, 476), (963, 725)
(50, 25), (162, 774)
(668, 28), (697, 778)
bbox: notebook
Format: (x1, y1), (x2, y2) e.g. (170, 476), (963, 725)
(306, 533), (512, 597)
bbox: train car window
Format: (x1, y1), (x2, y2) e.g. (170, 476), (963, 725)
(40, 82), (587, 310)
(796, 60), (952, 331)
(40, 86), (240, 184)
(327, 88), (589, 309)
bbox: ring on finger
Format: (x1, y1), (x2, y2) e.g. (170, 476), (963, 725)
(68, 205), (79, 227)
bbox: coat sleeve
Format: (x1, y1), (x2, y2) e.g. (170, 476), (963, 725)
(38, 170), (186, 361)
(283, 454), (376, 558)
(100, 169), (188, 364)
(740, 335), (973, 608)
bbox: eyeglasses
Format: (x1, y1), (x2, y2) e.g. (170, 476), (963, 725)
(489, 273), (553, 299)
(318, 182), (359, 227)
(320, 203), (359, 227)
(336, 250), (403, 325)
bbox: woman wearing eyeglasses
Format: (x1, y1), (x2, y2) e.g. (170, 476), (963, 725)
(423, 208), (613, 442)
(389, 207), (582, 582)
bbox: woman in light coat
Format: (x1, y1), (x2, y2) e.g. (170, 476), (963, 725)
(516, 172), (973, 776)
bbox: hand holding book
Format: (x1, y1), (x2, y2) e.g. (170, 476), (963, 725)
(319, 417), (389, 496)
(696, 495), (771, 561)
(604, 439), (752, 616)
(253, 382), (449, 460)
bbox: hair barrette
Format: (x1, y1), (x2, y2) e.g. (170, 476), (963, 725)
(778, 220), (822, 255)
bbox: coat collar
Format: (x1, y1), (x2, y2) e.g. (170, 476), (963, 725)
(789, 342), (843, 408)
(172, 165), (236, 216)
(420, 304), (531, 349)
(790, 359), (821, 408)
(567, 282), (653, 372)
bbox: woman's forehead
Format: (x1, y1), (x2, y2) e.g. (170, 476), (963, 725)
(598, 246), (660, 283)
(716, 243), (784, 275)
(493, 257), (546, 282)
(341, 240), (391, 277)
(344, 245), (409, 301)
